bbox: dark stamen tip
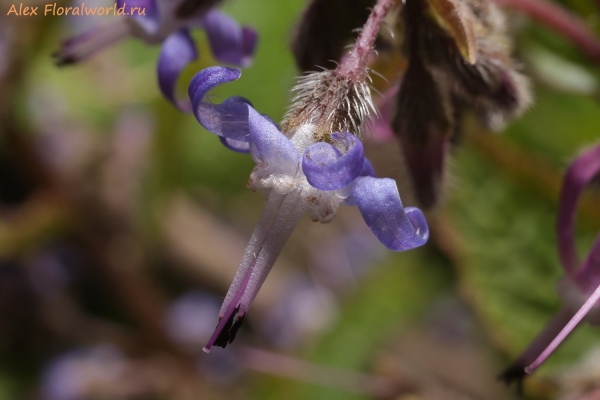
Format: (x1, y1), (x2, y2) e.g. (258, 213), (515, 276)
(498, 366), (526, 396)
(212, 306), (246, 349)
(52, 53), (77, 67)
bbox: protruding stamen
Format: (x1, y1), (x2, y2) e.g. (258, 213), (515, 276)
(525, 282), (600, 374)
(53, 20), (131, 66)
(204, 191), (307, 352)
(500, 306), (573, 387)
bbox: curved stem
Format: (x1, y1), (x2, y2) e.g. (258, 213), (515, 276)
(557, 143), (600, 282)
(490, 0), (600, 68)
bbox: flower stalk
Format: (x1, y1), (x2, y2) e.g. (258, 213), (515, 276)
(336, 0), (396, 81)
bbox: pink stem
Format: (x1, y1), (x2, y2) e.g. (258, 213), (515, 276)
(525, 282), (600, 374)
(337, 0), (396, 80)
(505, 306), (573, 373)
(490, 0), (600, 67)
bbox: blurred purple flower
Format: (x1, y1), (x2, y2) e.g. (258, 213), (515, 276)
(165, 291), (222, 352)
(53, 0), (257, 112)
(260, 274), (338, 348)
(310, 219), (386, 293)
(188, 66), (429, 352)
(503, 142), (600, 384)
(165, 291), (243, 383)
(27, 247), (73, 299)
(41, 345), (127, 400)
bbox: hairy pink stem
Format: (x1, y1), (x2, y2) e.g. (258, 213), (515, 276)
(337, 0), (396, 80)
(490, 0), (600, 67)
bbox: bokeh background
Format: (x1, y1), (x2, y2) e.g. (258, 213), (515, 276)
(1, 0), (600, 398)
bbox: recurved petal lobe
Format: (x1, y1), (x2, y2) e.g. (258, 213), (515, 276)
(188, 66), (252, 142)
(158, 29), (198, 112)
(353, 177), (429, 251)
(202, 9), (258, 67)
(302, 132), (364, 191)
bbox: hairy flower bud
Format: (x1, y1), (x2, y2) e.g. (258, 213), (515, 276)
(281, 70), (376, 142)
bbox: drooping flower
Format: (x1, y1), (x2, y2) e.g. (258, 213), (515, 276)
(502, 142), (600, 386)
(184, 0), (428, 352)
(190, 65), (428, 352)
(53, 0), (257, 112)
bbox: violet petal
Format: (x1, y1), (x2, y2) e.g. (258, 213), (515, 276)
(157, 29), (198, 112)
(202, 10), (258, 67)
(247, 107), (300, 174)
(302, 132), (364, 191)
(216, 96), (252, 153)
(188, 66), (251, 142)
(353, 177), (429, 251)
(220, 137), (250, 153)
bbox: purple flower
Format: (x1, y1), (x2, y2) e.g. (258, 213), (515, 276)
(53, 0), (257, 112)
(188, 66), (429, 352)
(503, 142), (600, 384)
(41, 345), (127, 400)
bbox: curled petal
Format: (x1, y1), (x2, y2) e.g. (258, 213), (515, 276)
(220, 137), (250, 153)
(559, 142), (600, 285)
(344, 158), (377, 206)
(202, 10), (258, 67)
(188, 66), (251, 142)
(215, 97), (253, 153)
(157, 30), (198, 112)
(189, 67), (295, 162)
(353, 177), (429, 251)
(302, 132), (364, 191)
(241, 27), (259, 64)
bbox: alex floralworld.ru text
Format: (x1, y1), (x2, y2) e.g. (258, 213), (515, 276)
(6, 3), (146, 16)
